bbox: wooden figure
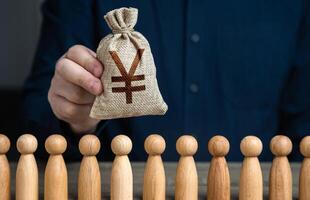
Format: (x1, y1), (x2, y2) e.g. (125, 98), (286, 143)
(269, 135), (292, 200)
(111, 135), (133, 200)
(16, 134), (38, 200)
(44, 134), (68, 200)
(0, 134), (10, 200)
(299, 136), (310, 200)
(207, 135), (230, 200)
(143, 134), (166, 200)
(175, 135), (198, 200)
(78, 134), (101, 200)
(239, 136), (263, 200)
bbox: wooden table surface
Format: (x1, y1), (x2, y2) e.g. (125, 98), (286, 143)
(9, 162), (300, 199)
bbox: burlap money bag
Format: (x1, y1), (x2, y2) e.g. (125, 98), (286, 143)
(90, 7), (168, 120)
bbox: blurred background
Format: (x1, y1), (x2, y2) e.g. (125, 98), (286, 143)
(0, 0), (42, 135)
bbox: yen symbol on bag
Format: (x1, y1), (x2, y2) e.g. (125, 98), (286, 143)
(109, 49), (146, 104)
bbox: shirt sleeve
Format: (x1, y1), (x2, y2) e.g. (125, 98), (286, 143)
(19, 0), (100, 161)
(279, 0), (310, 160)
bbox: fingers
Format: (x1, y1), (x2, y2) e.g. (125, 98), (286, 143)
(51, 75), (95, 105)
(48, 93), (94, 125)
(55, 58), (103, 95)
(66, 45), (103, 78)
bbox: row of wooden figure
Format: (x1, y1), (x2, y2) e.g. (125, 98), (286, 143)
(0, 133), (309, 200)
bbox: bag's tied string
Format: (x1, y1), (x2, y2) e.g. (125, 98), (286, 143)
(112, 28), (134, 35)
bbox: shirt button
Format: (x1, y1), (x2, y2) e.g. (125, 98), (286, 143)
(189, 83), (199, 93)
(191, 34), (200, 43)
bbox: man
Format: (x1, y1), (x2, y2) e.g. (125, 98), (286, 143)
(21, 0), (310, 161)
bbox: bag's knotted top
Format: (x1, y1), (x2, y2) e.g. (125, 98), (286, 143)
(104, 7), (138, 34)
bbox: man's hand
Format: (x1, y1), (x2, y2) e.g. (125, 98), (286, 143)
(48, 45), (104, 134)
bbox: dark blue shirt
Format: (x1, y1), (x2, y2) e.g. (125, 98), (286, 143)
(21, 0), (310, 161)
